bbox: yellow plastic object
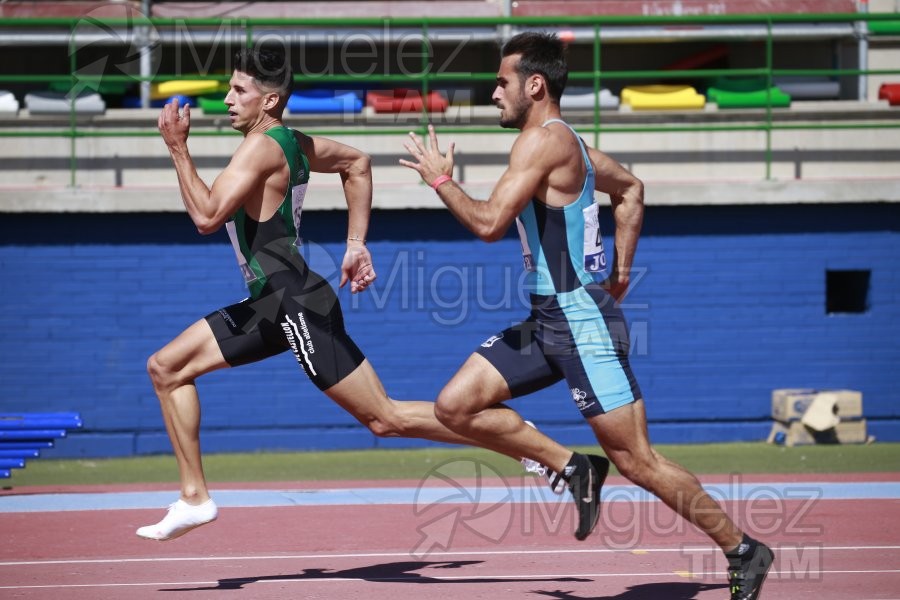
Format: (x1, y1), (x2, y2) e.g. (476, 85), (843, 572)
(621, 84), (705, 110)
(151, 80), (227, 100)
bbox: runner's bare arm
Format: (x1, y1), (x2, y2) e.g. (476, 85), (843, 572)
(587, 147), (644, 299)
(299, 134), (372, 244)
(159, 101), (276, 234)
(401, 124), (546, 242)
(298, 133), (376, 293)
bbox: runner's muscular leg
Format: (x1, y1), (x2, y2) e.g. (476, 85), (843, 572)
(324, 359), (487, 445)
(147, 319), (229, 505)
(324, 357), (572, 468)
(434, 353), (574, 472)
(586, 399), (743, 551)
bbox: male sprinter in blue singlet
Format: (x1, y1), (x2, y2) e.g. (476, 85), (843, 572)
(401, 32), (774, 600)
(141, 46), (589, 543)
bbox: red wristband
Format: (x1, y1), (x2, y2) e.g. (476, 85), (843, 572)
(430, 174), (452, 190)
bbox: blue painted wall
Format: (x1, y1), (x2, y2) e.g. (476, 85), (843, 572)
(1, 204), (897, 457)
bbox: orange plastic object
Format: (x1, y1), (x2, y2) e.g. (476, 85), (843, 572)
(366, 89), (448, 113)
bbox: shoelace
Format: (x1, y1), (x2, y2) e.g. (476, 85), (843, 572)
(521, 458), (548, 477)
(727, 567), (748, 598)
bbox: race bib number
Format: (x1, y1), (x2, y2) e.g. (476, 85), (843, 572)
(225, 220), (259, 286)
(515, 217), (536, 272)
(582, 203), (607, 273)
(291, 182), (308, 248)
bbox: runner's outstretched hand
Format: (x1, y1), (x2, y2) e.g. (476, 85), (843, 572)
(400, 124), (455, 186)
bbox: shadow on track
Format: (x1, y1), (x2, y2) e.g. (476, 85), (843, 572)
(163, 559), (593, 591)
(531, 581), (730, 599)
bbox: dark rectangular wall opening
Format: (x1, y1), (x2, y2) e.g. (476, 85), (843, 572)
(826, 269), (870, 314)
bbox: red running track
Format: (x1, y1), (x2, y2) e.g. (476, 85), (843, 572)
(1, 474), (899, 599)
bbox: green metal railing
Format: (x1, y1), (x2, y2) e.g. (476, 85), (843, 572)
(1, 13), (899, 186)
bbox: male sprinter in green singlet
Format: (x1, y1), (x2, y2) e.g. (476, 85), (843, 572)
(141, 47), (594, 542)
(401, 32), (774, 600)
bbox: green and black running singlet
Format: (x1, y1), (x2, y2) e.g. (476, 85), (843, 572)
(204, 126), (365, 390)
(225, 125), (311, 299)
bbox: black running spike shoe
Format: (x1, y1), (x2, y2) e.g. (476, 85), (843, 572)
(569, 453), (610, 541)
(728, 542), (775, 600)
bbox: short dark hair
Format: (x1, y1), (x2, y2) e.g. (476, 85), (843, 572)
(501, 32), (568, 102)
(233, 47), (294, 100)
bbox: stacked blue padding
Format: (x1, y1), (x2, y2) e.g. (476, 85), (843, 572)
(0, 412), (82, 477)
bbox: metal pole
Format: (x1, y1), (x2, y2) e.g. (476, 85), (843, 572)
(420, 22), (429, 134)
(857, 0), (869, 101)
(68, 24), (77, 188)
(500, 0), (512, 44)
(765, 17), (773, 181)
(139, 0), (152, 109)
(593, 24), (601, 149)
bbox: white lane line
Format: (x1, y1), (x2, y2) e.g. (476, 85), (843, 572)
(0, 544), (898, 567)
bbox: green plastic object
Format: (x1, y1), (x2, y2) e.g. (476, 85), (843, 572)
(198, 95), (228, 114)
(868, 20), (900, 36)
(48, 80), (131, 95)
(710, 76), (770, 93)
(708, 86), (791, 108)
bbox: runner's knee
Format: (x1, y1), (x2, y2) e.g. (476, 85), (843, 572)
(363, 401), (407, 438)
(146, 351), (184, 392)
(609, 450), (657, 489)
(434, 391), (467, 430)
(146, 352), (168, 387)
(366, 418), (394, 437)
(367, 415), (402, 437)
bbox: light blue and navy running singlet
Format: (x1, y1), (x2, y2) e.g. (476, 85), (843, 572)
(514, 119), (608, 296)
(476, 119), (641, 417)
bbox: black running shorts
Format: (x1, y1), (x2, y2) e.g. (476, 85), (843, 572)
(205, 267), (366, 391)
(475, 284), (641, 418)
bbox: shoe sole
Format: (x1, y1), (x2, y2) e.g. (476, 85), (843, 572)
(749, 546), (775, 600)
(575, 455), (610, 541)
(730, 544), (775, 600)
